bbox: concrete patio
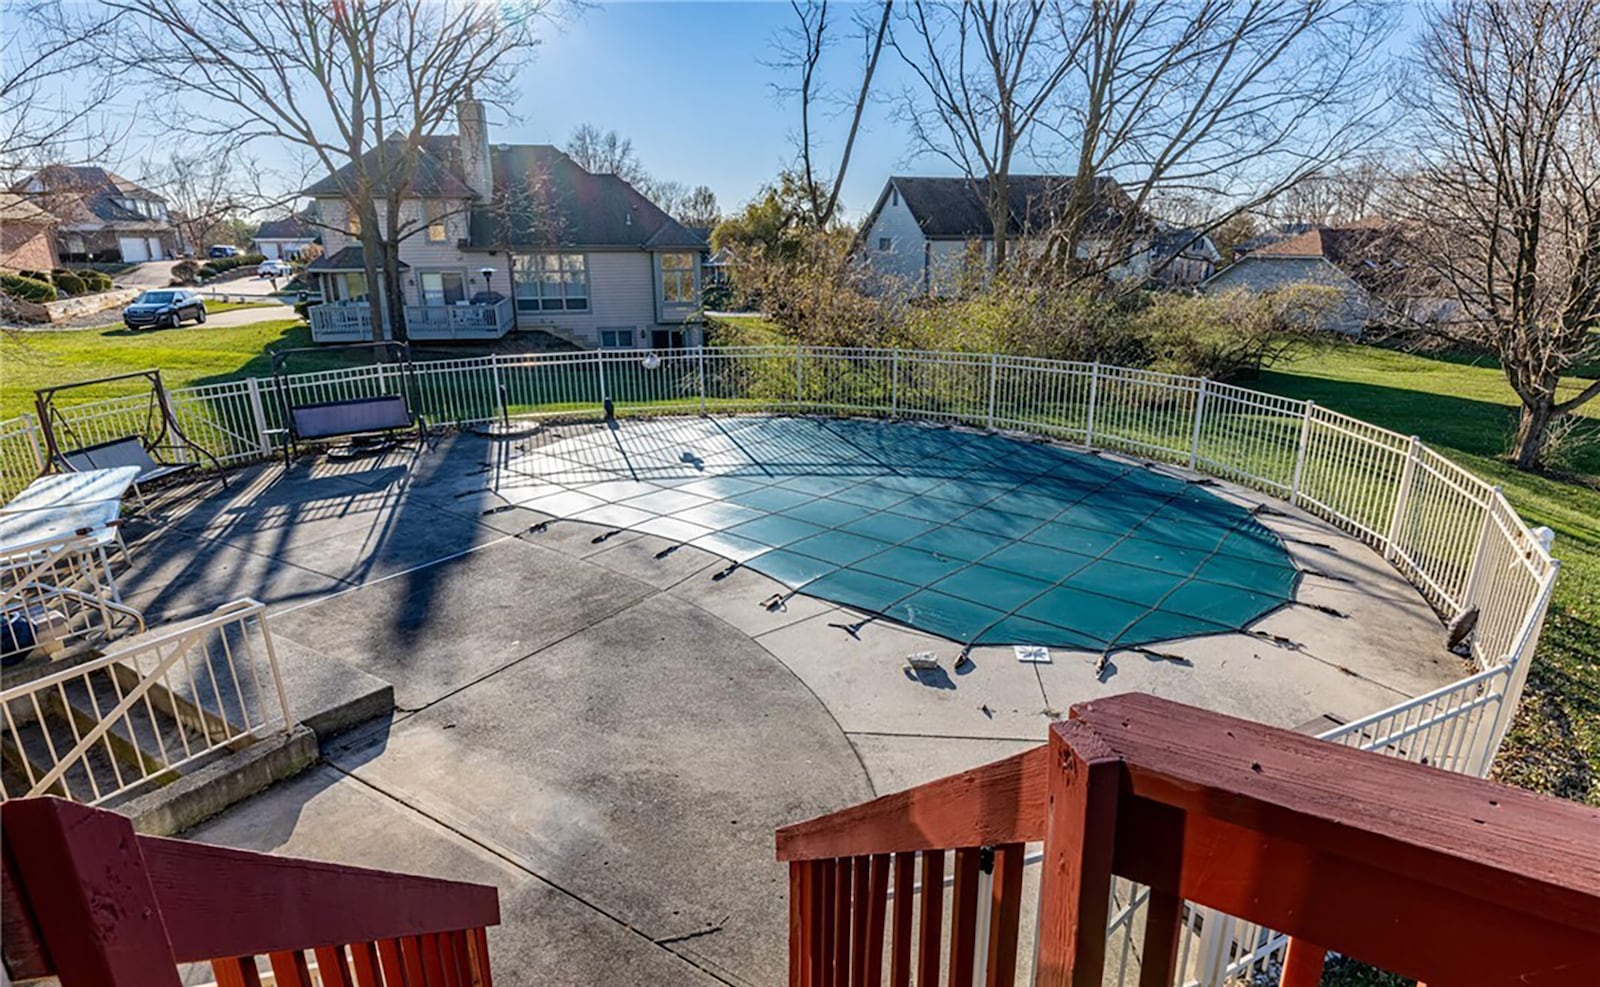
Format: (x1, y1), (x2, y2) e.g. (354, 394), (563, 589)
(117, 422), (1463, 987)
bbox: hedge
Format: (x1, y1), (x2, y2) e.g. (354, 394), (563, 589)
(1, 273), (58, 303)
(51, 270), (87, 296)
(198, 253), (267, 279)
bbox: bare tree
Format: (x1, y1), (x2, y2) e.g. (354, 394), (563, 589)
(565, 124), (650, 185)
(1403, 0), (1600, 469)
(773, 1), (893, 227)
(1047, 0), (1397, 280)
(677, 185), (721, 229)
(1274, 161), (1390, 227)
(142, 146), (257, 255)
(104, 0), (552, 341)
(0, 1), (124, 179)
(892, 1), (1085, 267)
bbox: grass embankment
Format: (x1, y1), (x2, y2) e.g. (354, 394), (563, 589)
(1257, 341), (1598, 805)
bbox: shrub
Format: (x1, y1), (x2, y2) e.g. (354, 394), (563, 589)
(51, 270), (87, 296)
(171, 260), (200, 285)
(1, 273), (58, 302)
(197, 252), (267, 279)
(17, 269), (51, 284)
(76, 269), (112, 292)
(1128, 286), (1337, 380)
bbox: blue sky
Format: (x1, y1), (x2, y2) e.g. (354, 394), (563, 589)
(31, 1), (1425, 221)
(510, 1), (937, 220)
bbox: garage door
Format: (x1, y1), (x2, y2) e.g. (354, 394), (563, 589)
(118, 237), (150, 263)
(260, 242), (281, 260)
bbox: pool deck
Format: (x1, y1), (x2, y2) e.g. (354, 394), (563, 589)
(116, 421), (1464, 987)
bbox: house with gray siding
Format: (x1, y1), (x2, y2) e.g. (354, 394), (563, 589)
(1200, 226), (1403, 336)
(857, 175), (1152, 295)
(302, 97), (705, 348)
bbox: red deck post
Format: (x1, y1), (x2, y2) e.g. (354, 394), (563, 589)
(2, 797), (182, 987)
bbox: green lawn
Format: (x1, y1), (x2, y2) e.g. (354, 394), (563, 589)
(0, 320), (356, 418)
(1256, 341), (1599, 804)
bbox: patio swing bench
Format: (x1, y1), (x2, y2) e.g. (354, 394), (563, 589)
(35, 369), (227, 504)
(272, 342), (426, 466)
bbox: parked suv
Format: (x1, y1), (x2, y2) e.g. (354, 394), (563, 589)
(123, 289), (207, 330)
(207, 245), (238, 258)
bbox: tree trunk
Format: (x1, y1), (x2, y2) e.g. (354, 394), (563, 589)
(1511, 397), (1555, 470)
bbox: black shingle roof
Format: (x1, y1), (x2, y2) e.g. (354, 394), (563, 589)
(886, 175), (1146, 239)
(468, 145), (705, 251)
(302, 136), (476, 199)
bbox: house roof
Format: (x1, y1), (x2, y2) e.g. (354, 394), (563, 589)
(0, 192), (52, 226)
(255, 212), (318, 240)
(303, 137), (705, 252)
(1151, 226), (1221, 263)
(303, 136), (477, 199)
(10, 164), (174, 232)
(468, 145), (706, 251)
(305, 245), (409, 273)
(883, 175), (1147, 239)
(1250, 225), (1406, 293)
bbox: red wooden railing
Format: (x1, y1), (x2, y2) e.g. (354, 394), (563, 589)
(777, 693), (1600, 987)
(1, 797), (500, 986)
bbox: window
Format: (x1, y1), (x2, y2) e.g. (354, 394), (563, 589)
(513, 253), (588, 311)
(347, 210), (361, 236)
(658, 252), (696, 305)
(425, 201), (448, 242)
(600, 328), (634, 348)
(419, 271), (467, 306)
(878, 237), (892, 252)
(891, 187), (898, 206)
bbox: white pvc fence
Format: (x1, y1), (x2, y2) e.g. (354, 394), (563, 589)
(0, 345), (1561, 984)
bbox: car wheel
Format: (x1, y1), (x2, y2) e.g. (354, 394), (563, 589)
(195, 307), (207, 324)
(165, 312), (180, 330)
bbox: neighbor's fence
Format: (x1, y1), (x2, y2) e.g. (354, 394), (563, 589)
(0, 345), (1556, 682)
(0, 598), (291, 805)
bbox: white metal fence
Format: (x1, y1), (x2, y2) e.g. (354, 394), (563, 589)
(0, 345), (1562, 983)
(0, 598), (291, 805)
(0, 345), (1556, 680)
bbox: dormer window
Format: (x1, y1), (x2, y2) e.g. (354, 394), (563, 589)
(425, 201), (448, 242)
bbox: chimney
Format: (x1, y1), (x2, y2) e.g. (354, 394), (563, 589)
(457, 92), (493, 199)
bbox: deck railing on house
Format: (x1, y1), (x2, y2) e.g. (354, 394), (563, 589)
(1, 795), (500, 986)
(776, 693), (1600, 987)
(305, 300), (376, 342)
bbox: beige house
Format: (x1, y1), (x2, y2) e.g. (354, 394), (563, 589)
(302, 98), (705, 348)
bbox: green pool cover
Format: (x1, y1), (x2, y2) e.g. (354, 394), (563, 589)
(505, 416), (1300, 653)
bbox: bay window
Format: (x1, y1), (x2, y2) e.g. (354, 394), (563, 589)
(514, 253), (588, 312)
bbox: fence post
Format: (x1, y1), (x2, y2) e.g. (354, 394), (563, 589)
(20, 411), (44, 471)
(1384, 435), (1422, 562)
(890, 349), (900, 417)
(1458, 488), (1501, 616)
(1084, 362), (1100, 449)
(2, 797), (183, 986)
(597, 350), (609, 405)
(1188, 378), (1209, 470)
(244, 377), (272, 457)
(795, 344), (804, 412)
(697, 346), (707, 416)
(490, 354), (506, 425)
(1289, 400), (1315, 506)
(986, 353), (999, 430)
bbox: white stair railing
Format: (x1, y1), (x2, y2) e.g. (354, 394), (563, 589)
(0, 598), (291, 805)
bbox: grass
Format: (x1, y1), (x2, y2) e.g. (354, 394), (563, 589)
(0, 319), (367, 418)
(1256, 340), (1599, 805)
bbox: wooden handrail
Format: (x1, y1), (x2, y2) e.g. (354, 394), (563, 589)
(1, 796), (500, 985)
(777, 745), (1050, 861)
(778, 693), (1600, 987)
